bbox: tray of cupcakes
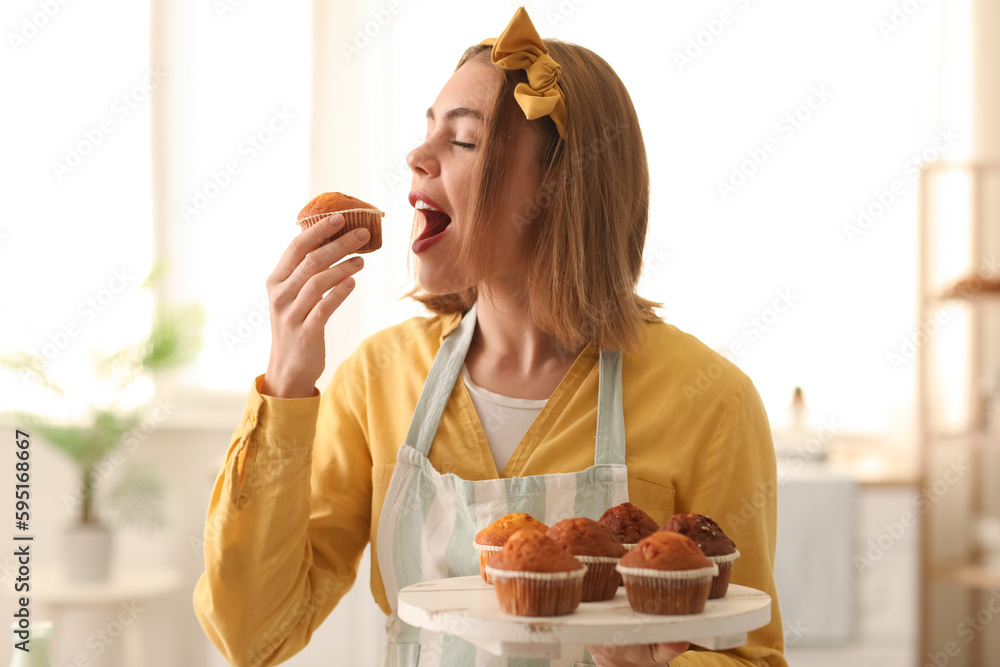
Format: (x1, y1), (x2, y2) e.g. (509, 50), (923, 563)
(396, 504), (770, 659)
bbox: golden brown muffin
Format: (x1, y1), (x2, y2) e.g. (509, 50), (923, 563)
(598, 502), (659, 545)
(474, 513), (550, 582)
(617, 532), (717, 614)
(475, 512), (549, 547)
(621, 531), (712, 571)
(489, 529), (582, 573)
(296, 191), (384, 253)
(548, 518), (626, 601)
(487, 529), (586, 617)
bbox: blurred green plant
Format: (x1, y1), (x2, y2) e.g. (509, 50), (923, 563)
(0, 266), (203, 530)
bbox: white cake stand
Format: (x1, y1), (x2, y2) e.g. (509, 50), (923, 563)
(397, 576), (771, 659)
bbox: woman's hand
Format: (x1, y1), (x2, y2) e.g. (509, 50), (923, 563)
(261, 214), (369, 398)
(586, 641), (689, 667)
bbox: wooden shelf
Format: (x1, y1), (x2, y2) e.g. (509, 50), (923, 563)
(931, 563), (1000, 589)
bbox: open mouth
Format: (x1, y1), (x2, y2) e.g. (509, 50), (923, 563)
(415, 199), (452, 240)
(412, 197), (452, 253)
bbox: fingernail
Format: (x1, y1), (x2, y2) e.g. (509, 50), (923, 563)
(354, 228), (369, 240)
(343, 277), (356, 289)
(328, 215), (343, 227)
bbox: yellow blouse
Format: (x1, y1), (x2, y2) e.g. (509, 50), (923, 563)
(193, 312), (788, 666)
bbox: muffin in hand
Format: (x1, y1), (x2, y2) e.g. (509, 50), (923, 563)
(296, 192), (384, 253)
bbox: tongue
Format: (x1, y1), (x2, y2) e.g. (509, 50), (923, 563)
(417, 210), (451, 241)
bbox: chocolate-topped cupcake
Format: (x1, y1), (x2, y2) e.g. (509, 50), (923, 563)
(598, 502), (658, 548)
(659, 513), (739, 598)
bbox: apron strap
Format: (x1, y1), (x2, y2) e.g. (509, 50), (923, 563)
(595, 349), (625, 466)
(405, 302), (626, 466)
(404, 303), (479, 455)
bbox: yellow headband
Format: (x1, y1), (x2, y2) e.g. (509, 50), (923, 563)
(480, 6), (567, 139)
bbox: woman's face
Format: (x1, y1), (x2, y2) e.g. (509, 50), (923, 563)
(407, 59), (542, 295)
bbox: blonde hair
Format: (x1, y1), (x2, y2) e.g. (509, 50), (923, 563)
(410, 40), (660, 352)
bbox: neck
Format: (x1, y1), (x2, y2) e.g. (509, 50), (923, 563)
(464, 287), (584, 399)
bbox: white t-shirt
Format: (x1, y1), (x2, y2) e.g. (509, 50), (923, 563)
(461, 364), (547, 473)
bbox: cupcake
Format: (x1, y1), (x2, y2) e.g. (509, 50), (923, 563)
(296, 192), (385, 253)
(474, 512), (549, 583)
(485, 529), (587, 617)
(616, 531), (718, 615)
(598, 502), (659, 549)
(547, 518), (627, 601)
(660, 513), (739, 599)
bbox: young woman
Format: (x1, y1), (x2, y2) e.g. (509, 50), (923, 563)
(194, 8), (788, 667)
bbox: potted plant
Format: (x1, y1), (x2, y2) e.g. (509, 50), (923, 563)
(1, 271), (203, 581)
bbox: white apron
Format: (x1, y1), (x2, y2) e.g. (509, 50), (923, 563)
(376, 303), (630, 667)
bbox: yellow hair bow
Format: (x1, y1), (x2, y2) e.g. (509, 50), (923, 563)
(480, 6), (567, 139)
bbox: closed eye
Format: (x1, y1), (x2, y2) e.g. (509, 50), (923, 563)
(451, 141), (475, 149)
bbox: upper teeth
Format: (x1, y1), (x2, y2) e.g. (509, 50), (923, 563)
(415, 200), (440, 212)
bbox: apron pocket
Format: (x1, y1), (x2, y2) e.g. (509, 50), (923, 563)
(626, 477), (676, 525)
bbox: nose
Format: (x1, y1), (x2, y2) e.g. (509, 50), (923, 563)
(406, 140), (439, 178)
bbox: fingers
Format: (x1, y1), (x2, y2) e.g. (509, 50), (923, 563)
(268, 218), (371, 310)
(285, 255), (365, 324)
(586, 641), (689, 666)
(306, 274), (357, 330)
(651, 642), (689, 663)
(269, 214), (345, 286)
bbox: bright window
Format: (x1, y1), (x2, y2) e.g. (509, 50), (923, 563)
(3, 0), (950, 441)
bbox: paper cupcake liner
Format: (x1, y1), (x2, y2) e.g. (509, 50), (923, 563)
(616, 564), (718, 615)
(706, 549), (740, 599)
(474, 543), (503, 583)
(295, 208), (384, 253)
(575, 555), (623, 601)
(485, 565), (587, 617)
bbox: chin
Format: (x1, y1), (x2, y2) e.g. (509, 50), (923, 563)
(416, 263), (471, 296)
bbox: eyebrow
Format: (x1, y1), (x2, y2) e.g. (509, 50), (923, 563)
(426, 106), (485, 121)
